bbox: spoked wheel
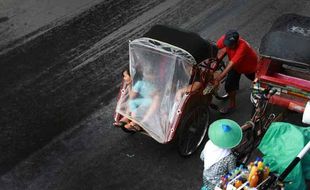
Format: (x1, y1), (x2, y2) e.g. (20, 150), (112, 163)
(177, 105), (210, 156)
(214, 80), (228, 100)
(214, 61), (228, 100)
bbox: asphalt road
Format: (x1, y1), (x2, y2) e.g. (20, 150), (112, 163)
(0, 0), (309, 189)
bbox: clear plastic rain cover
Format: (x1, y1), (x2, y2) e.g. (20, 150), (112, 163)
(116, 38), (194, 143)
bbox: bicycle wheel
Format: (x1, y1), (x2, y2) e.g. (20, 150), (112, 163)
(214, 61), (228, 100)
(177, 105), (210, 156)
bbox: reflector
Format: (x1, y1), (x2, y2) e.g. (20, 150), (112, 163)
(302, 101), (310, 124)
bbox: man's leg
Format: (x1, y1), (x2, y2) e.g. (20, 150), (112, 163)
(221, 69), (241, 114)
(245, 72), (255, 81)
(228, 90), (237, 108)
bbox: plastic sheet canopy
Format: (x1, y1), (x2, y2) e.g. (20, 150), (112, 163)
(258, 122), (310, 190)
(116, 38), (195, 143)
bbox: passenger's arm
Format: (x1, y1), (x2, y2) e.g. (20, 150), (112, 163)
(130, 81), (140, 99)
(181, 81), (202, 93)
(129, 91), (138, 99)
(176, 82), (202, 101)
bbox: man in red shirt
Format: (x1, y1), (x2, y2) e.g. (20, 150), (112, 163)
(213, 30), (258, 114)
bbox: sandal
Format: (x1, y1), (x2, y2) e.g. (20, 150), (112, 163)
(120, 126), (136, 133)
(123, 122), (142, 132)
(113, 121), (127, 127)
(219, 106), (236, 114)
(119, 122), (137, 133)
(131, 124), (142, 132)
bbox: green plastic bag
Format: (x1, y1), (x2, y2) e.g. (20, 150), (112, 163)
(258, 122), (310, 190)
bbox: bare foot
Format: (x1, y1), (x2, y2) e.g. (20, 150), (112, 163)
(124, 122), (142, 132)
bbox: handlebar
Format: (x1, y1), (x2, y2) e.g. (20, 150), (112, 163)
(252, 86), (277, 101)
(198, 58), (221, 70)
(262, 87), (277, 96)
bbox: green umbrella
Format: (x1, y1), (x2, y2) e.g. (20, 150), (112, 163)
(208, 119), (242, 149)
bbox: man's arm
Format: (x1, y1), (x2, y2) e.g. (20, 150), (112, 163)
(216, 35), (226, 49)
(213, 61), (234, 86)
(213, 42), (247, 86)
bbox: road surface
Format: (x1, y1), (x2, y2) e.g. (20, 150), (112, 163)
(0, 0), (309, 189)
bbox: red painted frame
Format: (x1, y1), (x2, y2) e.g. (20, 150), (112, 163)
(255, 57), (310, 113)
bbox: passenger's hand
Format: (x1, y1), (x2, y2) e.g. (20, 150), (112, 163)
(175, 90), (183, 101)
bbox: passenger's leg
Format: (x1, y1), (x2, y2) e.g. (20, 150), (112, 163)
(119, 117), (130, 123)
(124, 99), (145, 131)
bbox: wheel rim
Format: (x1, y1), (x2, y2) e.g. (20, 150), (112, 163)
(214, 62), (228, 100)
(214, 85), (228, 100)
(178, 106), (209, 156)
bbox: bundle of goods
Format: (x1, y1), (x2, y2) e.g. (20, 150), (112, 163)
(215, 158), (271, 190)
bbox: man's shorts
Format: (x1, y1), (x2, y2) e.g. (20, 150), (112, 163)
(225, 69), (255, 92)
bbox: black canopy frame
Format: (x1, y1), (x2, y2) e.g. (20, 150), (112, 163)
(259, 14), (310, 67)
(143, 25), (218, 64)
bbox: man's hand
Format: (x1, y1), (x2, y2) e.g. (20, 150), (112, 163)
(212, 77), (220, 88)
(212, 60), (234, 88)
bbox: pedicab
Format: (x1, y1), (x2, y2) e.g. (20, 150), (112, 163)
(225, 14), (310, 190)
(252, 13), (310, 116)
(252, 14), (310, 189)
(113, 25), (225, 156)
(246, 14), (310, 155)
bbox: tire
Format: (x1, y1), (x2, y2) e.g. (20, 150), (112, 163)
(214, 81), (228, 100)
(237, 94), (280, 163)
(177, 105), (210, 156)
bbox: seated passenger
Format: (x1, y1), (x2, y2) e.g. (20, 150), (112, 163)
(115, 65), (161, 132)
(122, 67), (132, 85)
(200, 119), (242, 190)
(113, 68), (132, 128)
(124, 65), (160, 131)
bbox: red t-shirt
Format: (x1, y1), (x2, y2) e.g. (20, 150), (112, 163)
(217, 35), (258, 74)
